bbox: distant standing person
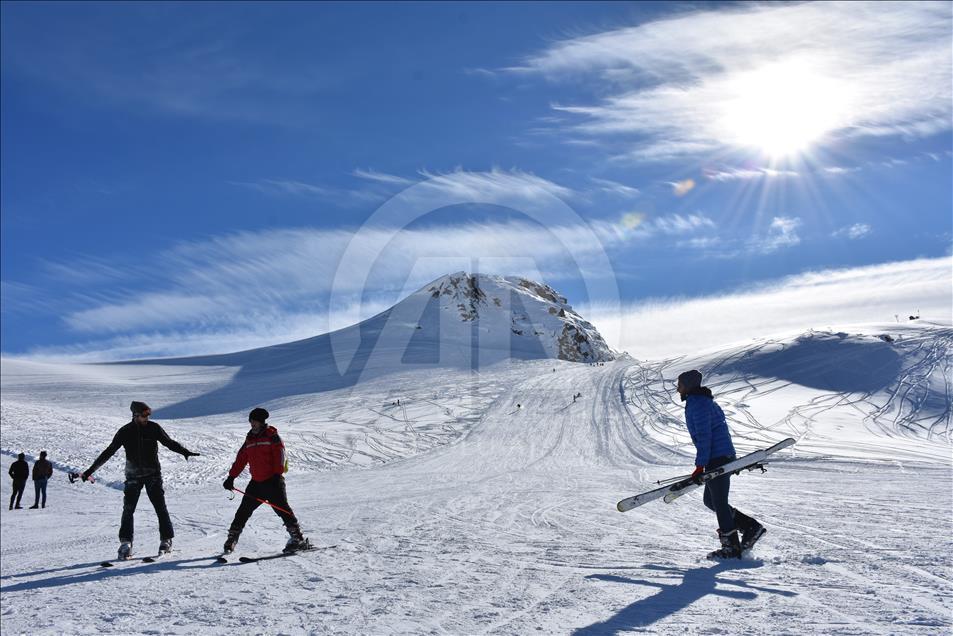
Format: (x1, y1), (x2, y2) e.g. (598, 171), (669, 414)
(29, 451), (53, 509)
(677, 370), (765, 559)
(222, 408), (310, 555)
(81, 401), (200, 560)
(8, 453), (28, 510)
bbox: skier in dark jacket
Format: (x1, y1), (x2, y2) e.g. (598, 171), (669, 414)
(8, 453), (29, 510)
(678, 370), (765, 559)
(29, 451), (54, 509)
(81, 401), (200, 559)
(222, 407), (310, 555)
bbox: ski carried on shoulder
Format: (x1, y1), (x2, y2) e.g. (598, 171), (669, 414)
(616, 437), (795, 513)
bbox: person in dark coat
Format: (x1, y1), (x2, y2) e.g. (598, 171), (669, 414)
(81, 401), (200, 559)
(678, 369), (765, 559)
(29, 451), (54, 509)
(8, 453), (29, 510)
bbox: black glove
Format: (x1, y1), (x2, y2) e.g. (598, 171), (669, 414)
(81, 471), (92, 482)
(223, 476), (234, 491)
(184, 451), (201, 460)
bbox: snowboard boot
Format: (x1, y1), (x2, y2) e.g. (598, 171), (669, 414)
(118, 540), (133, 561)
(283, 524), (312, 553)
(223, 531), (240, 554)
(159, 538), (173, 555)
(707, 529), (742, 560)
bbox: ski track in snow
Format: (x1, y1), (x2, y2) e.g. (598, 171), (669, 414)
(1, 324), (952, 634)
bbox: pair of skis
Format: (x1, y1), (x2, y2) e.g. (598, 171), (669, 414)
(616, 437), (796, 513)
(101, 552), (169, 567)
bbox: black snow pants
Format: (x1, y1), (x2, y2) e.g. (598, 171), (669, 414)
(120, 472), (174, 542)
(9, 479), (26, 508)
(228, 476), (298, 537)
(702, 455), (758, 534)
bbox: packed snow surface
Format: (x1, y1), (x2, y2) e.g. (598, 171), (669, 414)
(1, 316), (951, 634)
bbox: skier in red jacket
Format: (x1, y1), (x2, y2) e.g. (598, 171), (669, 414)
(222, 408), (310, 554)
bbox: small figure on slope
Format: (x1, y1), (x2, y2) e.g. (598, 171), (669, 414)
(81, 401), (200, 560)
(29, 451), (53, 509)
(222, 408), (311, 555)
(677, 370), (766, 560)
(8, 453), (29, 510)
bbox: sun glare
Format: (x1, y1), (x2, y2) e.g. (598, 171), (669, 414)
(718, 60), (851, 159)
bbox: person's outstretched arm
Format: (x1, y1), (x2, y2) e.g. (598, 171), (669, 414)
(83, 430), (124, 478)
(154, 423), (199, 458)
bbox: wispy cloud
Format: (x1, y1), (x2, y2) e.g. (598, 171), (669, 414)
(412, 168), (575, 203)
(750, 216), (802, 254)
(584, 257), (953, 358)
(512, 2), (952, 160)
(589, 177), (640, 198)
(704, 168), (799, 182)
(352, 169), (416, 186)
(644, 213), (715, 236)
(832, 223), (872, 240)
(229, 179), (334, 198)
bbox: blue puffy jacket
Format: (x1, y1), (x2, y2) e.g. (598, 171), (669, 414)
(684, 388), (735, 467)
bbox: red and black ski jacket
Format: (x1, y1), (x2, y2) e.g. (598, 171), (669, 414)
(228, 425), (287, 482)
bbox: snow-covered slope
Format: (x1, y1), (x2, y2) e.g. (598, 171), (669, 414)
(60, 273), (615, 419)
(1, 321), (950, 634)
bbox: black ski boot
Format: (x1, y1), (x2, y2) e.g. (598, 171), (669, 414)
(283, 523), (312, 553)
(707, 529), (742, 560)
(733, 509), (766, 552)
(118, 540), (133, 561)
(741, 522), (765, 551)
(159, 538), (173, 555)
(223, 531), (240, 554)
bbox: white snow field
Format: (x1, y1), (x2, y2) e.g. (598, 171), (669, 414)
(1, 275), (951, 635)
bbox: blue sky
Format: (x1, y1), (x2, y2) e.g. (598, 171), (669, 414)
(1, 1), (951, 359)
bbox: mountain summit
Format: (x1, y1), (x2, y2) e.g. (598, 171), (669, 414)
(419, 272), (615, 363)
(132, 272), (615, 417)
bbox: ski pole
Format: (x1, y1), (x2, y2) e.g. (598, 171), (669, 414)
(654, 474), (691, 486)
(229, 486), (293, 516)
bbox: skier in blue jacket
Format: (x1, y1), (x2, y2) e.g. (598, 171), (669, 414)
(678, 369), (765, 559)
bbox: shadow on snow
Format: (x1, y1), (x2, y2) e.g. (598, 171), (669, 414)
(573, 561), (797, 634)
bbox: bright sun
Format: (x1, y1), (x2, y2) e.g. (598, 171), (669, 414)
(718, 60), (851, 159)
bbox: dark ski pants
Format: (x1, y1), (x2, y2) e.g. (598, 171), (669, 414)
(228, 476), (298, 537)
(33, 478), (48, 507)
(120, 473), (174, 542)
(702, 455), (758, 534)
(9, 479), (26, 508)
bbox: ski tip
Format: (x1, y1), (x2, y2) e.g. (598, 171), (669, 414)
(214, 556), (228, 564)
(100, 561), (114, 567)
